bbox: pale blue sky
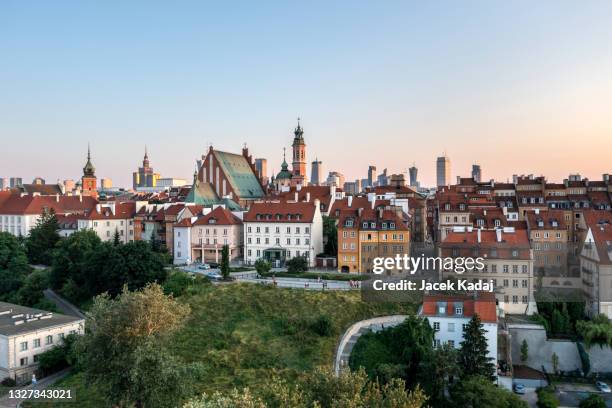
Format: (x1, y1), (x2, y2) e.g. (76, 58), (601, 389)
(2, 1), (612, 187)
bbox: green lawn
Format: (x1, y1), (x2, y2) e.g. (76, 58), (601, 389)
(31, 282), (417, 406)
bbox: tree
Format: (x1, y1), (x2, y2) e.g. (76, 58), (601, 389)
(220, 245), (230, 280)
(420, 342), (460, 406)
(0, 232), (30, 298)
(349, 316), (434, 388)
(579, 394), (606, 408)
(322, 215), (338, 256)
(50, 229), (101, 291)
(450, 376), (527, 408)
(25, 208), (60, 265)
(14, 268), (52, 308)
(254, 258), (271, 275)
(113, 229), (121, 246)
(458, 314), (496, 380)
(520, 339), (529, 363)
(552, 352), (559, 374)
(77, 284), (198, 408)
(286, 256), (308, 273)
(576, 315), (612, 348)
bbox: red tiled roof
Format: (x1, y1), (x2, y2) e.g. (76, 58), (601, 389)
(525, 210), (567, 230)
(583, 210), (612, 265)
(83, 202), (136, 220)
(421, 292), (497, 323)
(193, 206), (242, 226)
(244, 201), (317, 223)
(0, 194), (97, 215)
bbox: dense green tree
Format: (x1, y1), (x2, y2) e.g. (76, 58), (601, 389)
(420, 342), (460, 406)
(286, 256), (308, 273)
(576, 315), (612, 348)
(458, 314), (496, 380)
(13, 268), (51, 307)
(0, 232), (30, 297)
(220, 244), (230, 280)
(50, 229), (101, 290)
(113, 229), (121, 246)
(349, 316), (434, 388)
(520, 339), (529, 363)
(449, 376), (527, 408)
(76, 284), (198, 408)
(25, 208), (60, 265)
(579, 394), (606, 408)
(322, 215), (338, 256)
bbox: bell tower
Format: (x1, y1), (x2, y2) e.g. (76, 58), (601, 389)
(291, 118), (307, 185)
(81, 144), (98, 197)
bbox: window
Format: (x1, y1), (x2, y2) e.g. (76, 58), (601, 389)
(33, 354), (40, 362)
(522, 296), (528, 304)
(20, 357), (28, 366)
(512, 296), (518, 304)
(522, 265), (528, 273)
(20, 341), (28, 351)
(287, 238), (291, 245)
(448, 340), (455, 347)
(34, 338), (41, 348)
(59, 333), (65, 340)
(512, 279), (518, 288)
(434, 339), (441, 348)
(46, 335), (53, 345)
(455, 307), (463, 315)
(512, 265), (518, 273)
(433, 322), (440, 331)
(503, 265), (509, 273)
(503, 279), (509, 287)
(462, 323), (468, 331)
(522, 280), (528, 288)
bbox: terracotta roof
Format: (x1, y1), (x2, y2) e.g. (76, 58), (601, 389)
(244, 200), (317, 223)
(493, 183), (515, 190)
(275, 185), (333, 210)
(442, 229), (530, 246)
(525, 210), (567, 230)
(192, 206), (242, 226)
(421, 292), (497, 323)
(16, 184), (63, 195)
(583, 210), (612, 265)
(0, 194), (97, 215)
(83, 202), (136, 220)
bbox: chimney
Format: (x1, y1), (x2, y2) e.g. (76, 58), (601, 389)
(496, 229), (502, 242)
(79, 194), (82, 203)
(96, 204), (101, 213)
(535, 208), (539, 215)
(294, 191), (298, 202)
(306, 192), (311, 202)
(348, 196), (353, 207)
(502, 206), (508, 216)
(55, 193), (60, 202)
(378, 207), (384, 219)
(477, 229), (481, 243)
(358, 207), (363, 217)
(484, 209), (487, 216)
(604, 174), (610, 183)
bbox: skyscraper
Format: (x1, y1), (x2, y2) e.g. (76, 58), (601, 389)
(472, 164), (482, 182)
(409, 165), (418, 187)
(254, 158), (268, 184)
(436, 154), (451, 187)
(133, 146), (160, 190)
(367, 165), (377, 187)
(310, 158), (323, 185)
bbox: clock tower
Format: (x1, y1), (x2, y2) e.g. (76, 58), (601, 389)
(291, 118), (307, 186)
(81, 145), (98, 197)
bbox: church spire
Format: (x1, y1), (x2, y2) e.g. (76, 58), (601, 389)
(83, 143), (95, 177)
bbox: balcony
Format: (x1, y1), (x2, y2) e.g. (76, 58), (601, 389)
(582, 278), (594, 287)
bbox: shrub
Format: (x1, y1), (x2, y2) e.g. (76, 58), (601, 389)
(536, 386), (559, 408)
(254, 259), (271, 274)
(577, 342), (590, 376)
(310, 315), (333, 337)
(579, 394), (606, 408)
(1, 377), (16, 387)
(286, 256), (308, 273)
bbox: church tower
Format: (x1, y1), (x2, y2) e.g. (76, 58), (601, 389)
(291, 118), (307, 186)
(81, 145), (98, 197)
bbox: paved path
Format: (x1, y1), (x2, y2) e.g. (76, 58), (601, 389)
(238, 276), (356, 291)
(0, 369), (71, 408)
(334, 315), (409, 375)
(43, 289), (85, 319)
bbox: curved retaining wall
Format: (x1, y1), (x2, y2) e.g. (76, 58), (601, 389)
(334, 315), (409, 375)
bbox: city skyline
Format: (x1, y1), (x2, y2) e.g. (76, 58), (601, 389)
(2, 1), (612, 186)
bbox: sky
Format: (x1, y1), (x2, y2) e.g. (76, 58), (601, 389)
(2, 1), (612, 188)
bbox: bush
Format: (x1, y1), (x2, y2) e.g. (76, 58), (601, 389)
(254, 259), (271, 274)
(1, 377), (16, 387)
(286, 256), (308, 273)
(536, 386), (559, 408)
(163, 271), (194, 297)
(579, 394), (606, 408)
(310, 315), (333, 337)
(577, 342), (591, 376)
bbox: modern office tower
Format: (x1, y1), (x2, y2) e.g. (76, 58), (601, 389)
(255, 158), (268, 184)
(9, 178), (23, 188)
(409, 165), (418, 187)
(436, 154), (451, 187)
(472, 164), (482, 182)
(326, 171), (345, 187)
(310, 158), (323, 185)
(101, 178), (113, 189)
(368, 165), (376, 187)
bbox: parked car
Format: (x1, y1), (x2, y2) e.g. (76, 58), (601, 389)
(596, 381), (611, 393)
(198, 264), (211, 270)
(208, 262), (220, 268)
(513, 383), (526, 395)
(205, 271), (223, 281)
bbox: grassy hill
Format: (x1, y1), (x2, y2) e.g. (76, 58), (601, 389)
(34, 282), (418, 407)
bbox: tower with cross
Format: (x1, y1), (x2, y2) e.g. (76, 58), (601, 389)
(291, 117), (307, 186)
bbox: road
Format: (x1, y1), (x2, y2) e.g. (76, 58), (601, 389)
(0, 369), (71, 408)
(43, 289), (85, 319)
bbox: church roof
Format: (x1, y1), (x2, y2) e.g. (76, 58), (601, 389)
(185, 174), (221, 206)
(212, 150), (264, 200)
